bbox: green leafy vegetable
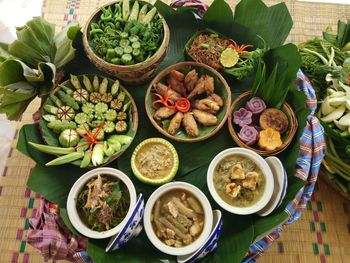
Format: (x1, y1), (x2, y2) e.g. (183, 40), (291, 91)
(8, 17), (80, 68)
(323, 19), (350, 50)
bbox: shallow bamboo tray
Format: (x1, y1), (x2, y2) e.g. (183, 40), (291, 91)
(145, 61), (231, 143)
(39, 75), (139, 168)
(228, 91), (298, 156)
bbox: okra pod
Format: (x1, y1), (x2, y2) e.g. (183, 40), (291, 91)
(50, 95), (64, 107)
(117, 91), (126, 102)
(29, 142), (75, 155)
(57, 90), (79, 110)
(80, 151), (91, 168)
(93, 75), (99, 91)
(44, 104), (59, 115)
(123, 100), (132, 112)
(42, 114), (58, 122)
(83, 75), (93, 92)
(46, 151), (84, 166)
(59, 85), (74, 95)
(70, 74), (82, 90)
(110, 79), (120, 97)
(99, 78), (109, 94)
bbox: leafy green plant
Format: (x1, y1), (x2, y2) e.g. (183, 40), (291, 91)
(0, 17), (80, 120)
(323, 19), (350, 50)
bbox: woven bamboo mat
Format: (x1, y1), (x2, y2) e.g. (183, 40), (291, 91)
(0, 0), (349, 262)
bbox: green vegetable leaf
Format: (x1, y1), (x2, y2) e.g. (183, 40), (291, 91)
(0, 59), (55, 120)
(8, 17), (80, 69)
(232, 0), (293, 49)
(202, 0), (234, 36)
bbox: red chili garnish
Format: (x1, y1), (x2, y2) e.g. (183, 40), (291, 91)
(228, 40), (253, 54)
(175, 97), (191, 113)
(76, 123), (104, 159)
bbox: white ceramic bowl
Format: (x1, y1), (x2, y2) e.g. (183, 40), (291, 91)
(67, 167), (137, 239)
(207, 148), (274, 215)
(143, 182), (213, 256)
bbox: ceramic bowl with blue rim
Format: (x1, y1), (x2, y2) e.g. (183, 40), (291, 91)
(177, 210), (223, 263)
(106, 193), (144, 252)
(257, 157), (288, 216)
(143, 182), (214, 256)
(67, 167), (138, 239)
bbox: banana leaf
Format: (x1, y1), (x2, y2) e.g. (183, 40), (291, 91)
(16, 0), (310, 262)
(0, 59), (55, 120)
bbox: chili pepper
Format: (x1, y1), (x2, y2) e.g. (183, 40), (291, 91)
(175, 98), (191, 113)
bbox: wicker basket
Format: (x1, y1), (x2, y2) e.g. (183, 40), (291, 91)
(82, 1), (170, 86)
(228, 91), (298, 156)
(145, 61), (231, 143)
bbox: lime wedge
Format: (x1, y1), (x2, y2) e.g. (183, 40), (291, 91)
(220, 48), (239, 68)
(131, 138), (179, 185)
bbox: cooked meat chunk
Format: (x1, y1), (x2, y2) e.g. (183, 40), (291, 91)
(226, 182), (241, 198)
(231, 163), (245, 180)
(168, 112), (184, 135)
(154, 107), (177, 121)
(167, 201), (179, 218)
(192, 109), (218, 126)
(168, 70), (187, 96)
(187, 75), (215, 100)
(242, 172), (259, 190)
(193, 98), (220, 114)
(154, 82), (180, 101)
(190, 221), (203, 237)
(184, 69), (198, 92)
(182, 112), (199, 137)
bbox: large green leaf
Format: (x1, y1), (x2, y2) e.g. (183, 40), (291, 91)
(0, 59), (55, 120)
(232, 0), (293, 48)
(8, 17), (79, 69)
(202, 0), (234, 36)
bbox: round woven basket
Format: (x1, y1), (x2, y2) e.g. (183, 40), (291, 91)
(82, 0), (170, 86)
(145, 61), (231, 143)
(39, 75), (139, 168)
(228, 91), (298, 156)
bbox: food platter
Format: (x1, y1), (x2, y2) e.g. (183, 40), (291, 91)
(2, 0), (327, 262)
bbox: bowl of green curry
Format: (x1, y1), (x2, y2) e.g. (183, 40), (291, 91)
(207, 148), (274, 215)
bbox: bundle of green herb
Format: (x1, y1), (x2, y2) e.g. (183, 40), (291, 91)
(0, 17), (80, 120)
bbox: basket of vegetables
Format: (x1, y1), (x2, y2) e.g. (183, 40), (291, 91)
(29, 74), (138, 168)
(83, 0), (170, 85)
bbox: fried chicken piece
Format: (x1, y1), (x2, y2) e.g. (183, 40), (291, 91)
(231, 163), (245, 180)
(168, 70), (187, 97)
(168, 112), (183, 135)
(154, 107), (177, 121)
(225, 183), (241, 198)
(154, 82), (180, 101)
(184, 69), (198, 92)
(192, 109), (218, 126)
(193, 98), (220, 114)
(187, 75), (215, 100)
(207, 93), (224, 107)
(182, 112), (199, 137)
(242, 172), (259, 191)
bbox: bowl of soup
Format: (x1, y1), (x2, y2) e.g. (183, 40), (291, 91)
(67, 167), (138, 239)
(143, 182), (213, 256)
(207, 148), (274, 215)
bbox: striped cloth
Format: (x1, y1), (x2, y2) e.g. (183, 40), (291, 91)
(26, 2), (326, 262)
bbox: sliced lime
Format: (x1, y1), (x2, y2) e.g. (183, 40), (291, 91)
(220, 48), (239, 68)
(131, 138), (179, 185)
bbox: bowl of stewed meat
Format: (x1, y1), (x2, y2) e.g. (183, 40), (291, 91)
(143, 182), (213, 256)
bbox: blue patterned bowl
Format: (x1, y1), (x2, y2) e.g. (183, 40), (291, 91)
(177, 210), (223, 263)
(106, 194), (144, 252)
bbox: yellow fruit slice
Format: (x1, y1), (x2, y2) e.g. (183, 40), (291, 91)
(220, 48), (239, 68)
